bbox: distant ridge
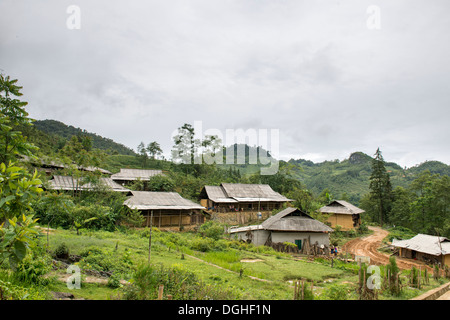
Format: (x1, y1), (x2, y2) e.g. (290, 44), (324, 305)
(33, 119), (136, 156)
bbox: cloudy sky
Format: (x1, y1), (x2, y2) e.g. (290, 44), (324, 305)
(1, 0), (449, 168)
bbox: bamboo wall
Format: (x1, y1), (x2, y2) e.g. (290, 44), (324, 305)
(141, 209), (204, 228)
(327, 214), (359, 230)
(205, 200), (284, 212)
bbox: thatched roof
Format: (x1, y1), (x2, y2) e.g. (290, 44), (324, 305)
(319, 200), (365, 215)
(202, 183), (292, 203)
(124, 191), (205, 210)
(391, 234), (450, 256)
(111, 168), (164, 181)
(229, 207), (334, 233)
(47, 175), (130, 193)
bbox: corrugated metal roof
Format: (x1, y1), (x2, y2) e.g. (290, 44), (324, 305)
(111, 168), (164, 181)
(124, 191), (205, 210)
(319, 200), (365, 215)
(204, 186), (238, 203)
(391, 234), (450, 256)
(229, 207), (334, 233)
(47, 175), (130, 192)
(262, 207), (334, 232)
(202, 183), (292, 203)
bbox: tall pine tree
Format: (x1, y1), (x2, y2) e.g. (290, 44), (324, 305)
(369, 148), (392, 226)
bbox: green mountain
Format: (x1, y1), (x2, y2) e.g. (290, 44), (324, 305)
(32, 119), (136, 156)
(287, 152), (449, 204)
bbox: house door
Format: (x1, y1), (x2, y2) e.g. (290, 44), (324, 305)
(295, 240), (302, 250)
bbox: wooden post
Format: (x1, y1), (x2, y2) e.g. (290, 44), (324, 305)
(158, 285), (164, 300)
(418, 267), (421, 289)
(294, 281), (298, 300)
(301, 280), (305, 300)
(148, 210), (153, 264)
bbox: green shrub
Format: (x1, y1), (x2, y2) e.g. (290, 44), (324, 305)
(122, 263), (237, 300)
(198, 221), (224, 240)
(14, 247), (52, 286)
(53, 242), (69, 259)
(189, 237), (215, 252)
(0, 279), (47, 300)
(322, 283), (351, 300)
(107, 273), (122, 289)
(78, 248), (134, 274)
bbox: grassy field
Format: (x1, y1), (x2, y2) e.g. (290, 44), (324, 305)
(39, 227), (363, 300)
(6, 225), (445, 301)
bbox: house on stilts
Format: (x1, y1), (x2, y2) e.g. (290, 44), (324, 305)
(200, 183), (292, 213)
(123, 191), (207, 228)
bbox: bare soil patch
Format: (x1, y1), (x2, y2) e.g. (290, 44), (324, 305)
(342, 226), (432, 270)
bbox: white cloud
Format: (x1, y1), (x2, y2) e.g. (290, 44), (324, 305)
(0, 0), (449, 167)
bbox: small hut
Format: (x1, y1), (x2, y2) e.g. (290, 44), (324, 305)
(391, 234), (450, 267)
(228, 207), (333, 251)
(319, 200), (364, 230)
(123, 191), (206, 228)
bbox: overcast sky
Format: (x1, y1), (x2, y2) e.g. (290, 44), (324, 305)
(1, 0), (449, 168)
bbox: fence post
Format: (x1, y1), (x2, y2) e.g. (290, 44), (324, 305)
(158, 285), (164, 300)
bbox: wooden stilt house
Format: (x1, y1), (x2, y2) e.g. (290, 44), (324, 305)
(199, 183), (292, 213)
(123, 191), (206, 228)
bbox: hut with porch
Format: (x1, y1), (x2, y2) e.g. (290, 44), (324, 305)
(228, 207), (333, 253)
(318, 200), (364, 230)
(123, 191), (206, 228)
(200, 183), (292, 213)
(391, 234), (450, 267)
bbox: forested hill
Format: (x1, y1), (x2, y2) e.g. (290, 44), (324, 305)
(32, 119), (136, 156)
(28, 119), (448, 205)
(287, 151), (449, 203)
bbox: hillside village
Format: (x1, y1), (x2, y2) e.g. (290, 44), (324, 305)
(1, 74), (449, 301)
(31, 159), (450, 270)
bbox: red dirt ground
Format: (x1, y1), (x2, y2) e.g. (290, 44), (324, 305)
(342, 226), (433, 271)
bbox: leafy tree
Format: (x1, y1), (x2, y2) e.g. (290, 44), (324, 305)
(137, 141), (148, 168)
(147, 141), (163, 160)
(0, 162), (42, 222)
(368, 148), (392, 226)
(409, 171), (449, 235)
(146, 175), (175, 192)
(171, 123), (200, 165)
(389, 186), (413, 228)
(0, 74), (37, 163)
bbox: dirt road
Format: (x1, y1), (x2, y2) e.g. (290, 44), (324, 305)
(342, 226), (432, 271)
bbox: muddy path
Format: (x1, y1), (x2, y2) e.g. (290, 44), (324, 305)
(342, 226), (432, 271)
